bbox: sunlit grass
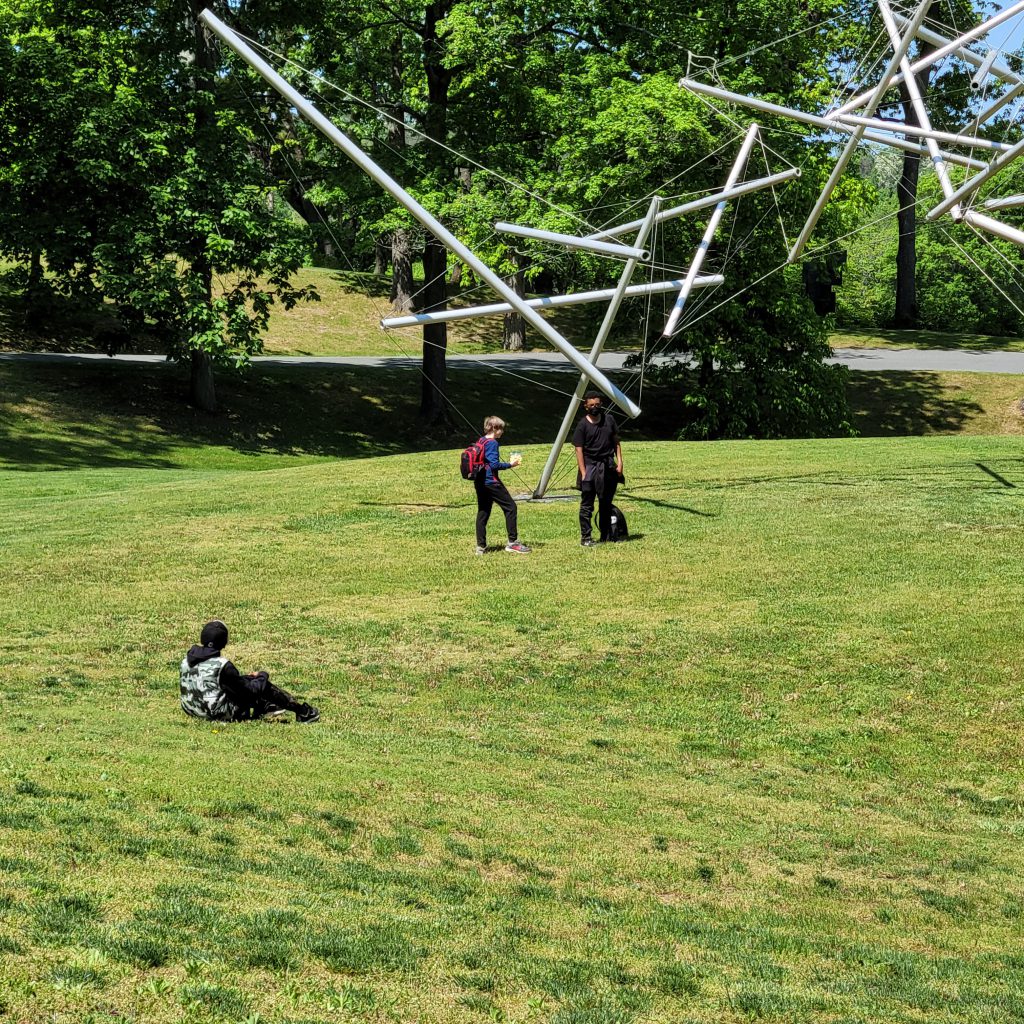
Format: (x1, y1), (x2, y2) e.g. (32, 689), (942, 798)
(2, 409), (1024, 1021)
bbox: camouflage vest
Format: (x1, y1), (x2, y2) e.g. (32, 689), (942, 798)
(179, 655), (234, 720)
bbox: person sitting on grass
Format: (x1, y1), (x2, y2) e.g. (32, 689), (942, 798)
(474, 415), (531, 555)
(180, 620), (320, 723)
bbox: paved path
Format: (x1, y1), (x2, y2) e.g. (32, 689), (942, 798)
(5, 347), (1024, 373)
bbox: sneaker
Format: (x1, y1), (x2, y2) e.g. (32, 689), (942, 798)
(261, 704), (290, 722)
(294, 703), (321, 724)
(581, 538), (597, 547)
(504, 541), (531, 554)
(475, 545), (486, 555)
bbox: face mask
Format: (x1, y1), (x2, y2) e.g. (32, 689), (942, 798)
(587, 406), (602, 416)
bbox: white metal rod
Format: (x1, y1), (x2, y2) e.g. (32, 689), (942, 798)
(788, 0), (932, 262)
(877, 0), (959, 218)
(897, 17), (1024, 88)
(983, 194), (1024, 211)
(835, 112), (1010, 152)
(493, 222), (648, 260)
(664, 123), (758, 336)
(677, 77), (987, 169)
(927, 136), (1024, 221)
(587, 168), (800, 241)
(962, 81), (1024, 136)
(835, 1), (1024, 116)
(379, 277), (722, 328)
(971, 48), (999, 90)
(534, 197), (663, 499)
(199, 8), (642, 419)
(964, 210), (1024, 247)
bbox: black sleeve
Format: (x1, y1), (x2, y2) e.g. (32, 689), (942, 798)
(572, 420), (586, 447)
(609, 415), (620, 442)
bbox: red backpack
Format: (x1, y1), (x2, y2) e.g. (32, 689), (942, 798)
(460, 437), (489, 480)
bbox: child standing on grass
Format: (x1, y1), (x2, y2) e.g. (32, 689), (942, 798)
(180, 620), (320, 723)
(474, 415), (531, 555)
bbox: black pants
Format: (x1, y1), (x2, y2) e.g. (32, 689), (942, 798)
(475, 477), (518, 547)
(580, 462), (618, 541)
(220, 672), (297, 720)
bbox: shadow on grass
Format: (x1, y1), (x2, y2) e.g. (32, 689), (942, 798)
(0, 358), (686, 471)
(846, 370), (985, 436)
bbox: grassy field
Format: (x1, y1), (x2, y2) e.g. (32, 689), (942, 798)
(2, 357), (1024, 1024)
(831, 328), (1024, 352)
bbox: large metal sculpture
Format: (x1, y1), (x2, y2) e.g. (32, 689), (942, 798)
(201, 0), (1024, 498)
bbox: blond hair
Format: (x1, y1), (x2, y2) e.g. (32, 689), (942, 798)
(483, 415), (506, 434)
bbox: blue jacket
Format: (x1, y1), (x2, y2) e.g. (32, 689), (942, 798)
(479, 437), (512, 486)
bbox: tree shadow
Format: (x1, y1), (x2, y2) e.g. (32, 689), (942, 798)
(0, 358), (686, 472)
(846, 370), (985, 436)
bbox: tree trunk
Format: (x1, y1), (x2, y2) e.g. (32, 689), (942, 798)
(894, 29), (936, 328)
(503, 250), (527, 351)
(894, 82), (921, 328)
(374, 237), (389, 276)
(190, 350), (217, 412)
(449, 261), (463, 288)
(418, 2), (454, 426)
(391, 229), (416, 311)
(420, 235), (450, 425)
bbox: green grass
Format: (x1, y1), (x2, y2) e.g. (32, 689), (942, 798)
(832, 327), (1024, 352)
(2, 363), (1024, 1023)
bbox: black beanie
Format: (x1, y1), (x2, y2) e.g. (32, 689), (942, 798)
(200, 620), (229, 650)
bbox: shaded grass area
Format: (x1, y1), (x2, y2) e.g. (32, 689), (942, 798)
(2, 434), (1024, 1023)
(833, 327), (1024, 352)
(0, 358), (679, 473)
(3, 359), (1024, 477)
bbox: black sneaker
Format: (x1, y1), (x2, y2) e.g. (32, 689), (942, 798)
(294, 703), (321, 724)
(581, 538), (597, 547)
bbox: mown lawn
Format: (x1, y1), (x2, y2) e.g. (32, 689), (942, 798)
(2, 362), (1023, 1024)
(831, 328), (1024, 352)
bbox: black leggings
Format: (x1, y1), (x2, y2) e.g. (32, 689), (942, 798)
(220, 672), (297, 720)
(475, 478), (518, 547)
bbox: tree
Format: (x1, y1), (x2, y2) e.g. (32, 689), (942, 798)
(0, 0), (316, 411)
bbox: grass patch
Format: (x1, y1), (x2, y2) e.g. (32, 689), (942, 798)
(2, 371), (1024, 1021)
(833, 327), (1024, 351)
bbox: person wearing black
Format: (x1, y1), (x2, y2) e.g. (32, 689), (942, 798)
(573, 391), (623, 547)
(179, 620), (320, 723)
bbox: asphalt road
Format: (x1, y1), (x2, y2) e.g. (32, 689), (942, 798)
(4, 347), (1024, 373)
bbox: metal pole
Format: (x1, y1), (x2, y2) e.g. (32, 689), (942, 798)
(586, 168), (801, 241)
(677, 78), (986, 169)
(493, 223), (648, 260)
(983, 194), (1024, 211)
(533, 198), (663, 499)
(971, 49), (1000, 90)
(198, 8), (641, 419)
(380, 276), (723, 328)
(835, 113), (1011, 152)
(835, 0), (1024, 116)
(896, 16), (1024, 89)
(927, 136), (1024, 221)
(963, 210), (1024, 247)
(961, 82), (1024, 137)
(663, 124), (758, 336)
(787, 0), (933, 263)
(876, 0), (959, 218)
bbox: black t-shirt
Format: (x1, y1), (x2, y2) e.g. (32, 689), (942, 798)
(572, 412), (619, 464)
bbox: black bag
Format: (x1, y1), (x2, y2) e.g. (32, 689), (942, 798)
(609, 504), (628, 542)
(460, 437), (488, 480)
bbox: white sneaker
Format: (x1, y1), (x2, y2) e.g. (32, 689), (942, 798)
(475, 545), (486, 555)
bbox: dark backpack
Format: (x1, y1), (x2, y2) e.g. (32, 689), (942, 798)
(609, 504), (628, 542)
(460, 437), (489, 480)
